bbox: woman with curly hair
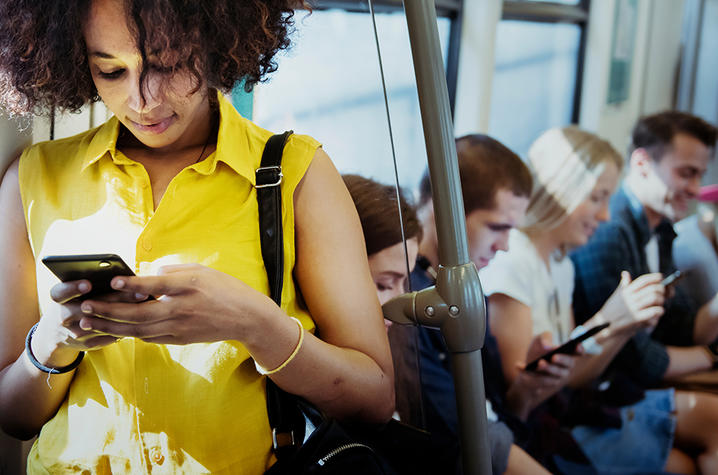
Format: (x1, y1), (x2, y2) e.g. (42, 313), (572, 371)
(0, 0), (395, 473)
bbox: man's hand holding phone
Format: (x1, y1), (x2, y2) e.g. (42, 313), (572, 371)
(596, 271), (666, 335)
(661, 269), (687, 300)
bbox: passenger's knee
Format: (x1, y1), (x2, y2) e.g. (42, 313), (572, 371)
(665, 448), (697, 475)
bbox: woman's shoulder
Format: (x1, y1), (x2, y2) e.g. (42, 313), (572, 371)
(236, 120), (321, 191)
(487, 230), (538, 270)
(480, 229), (550, 305)
(480, 231), (538, 294)
(217, 92), (320, 158)
(284, 133), (321, 157)
(217, 94), (321, 184)
(19, 120), (114, 172)
(242, 119), (320, 159)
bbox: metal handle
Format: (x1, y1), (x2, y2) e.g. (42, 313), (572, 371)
(401, 1), (492, 474)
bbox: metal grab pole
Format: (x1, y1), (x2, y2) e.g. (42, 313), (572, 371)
(402, 1), (492, 474)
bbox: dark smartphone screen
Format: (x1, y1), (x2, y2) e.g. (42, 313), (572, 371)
(41, 253), (137, 299)
(524, 322), (610, 371)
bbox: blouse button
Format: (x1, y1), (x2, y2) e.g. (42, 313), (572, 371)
(142, 237), (152, 251)
(150, 446), (164, 465)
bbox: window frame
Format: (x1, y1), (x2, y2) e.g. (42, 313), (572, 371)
(309, 0), (463, 116)
(501, 0), (590, 123)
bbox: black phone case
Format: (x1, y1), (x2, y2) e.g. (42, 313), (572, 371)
(41, 254), (136, 299)
(524, 322), (610, 371)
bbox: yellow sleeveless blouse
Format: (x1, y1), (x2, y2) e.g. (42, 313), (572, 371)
(19, 94), (318, 474)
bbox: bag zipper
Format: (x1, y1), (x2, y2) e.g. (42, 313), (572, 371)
(316, 442), (375, 467)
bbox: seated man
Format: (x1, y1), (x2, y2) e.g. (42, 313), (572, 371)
(343, 173), (548, 475)
(571, 111), (718, 387)
(414, 134), (587, 474)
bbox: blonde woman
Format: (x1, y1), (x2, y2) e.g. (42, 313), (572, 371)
(480, 126), (718, 474)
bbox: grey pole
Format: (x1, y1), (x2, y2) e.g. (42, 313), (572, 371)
(401, 1), (492, 474)
(403, 1), (467, 268)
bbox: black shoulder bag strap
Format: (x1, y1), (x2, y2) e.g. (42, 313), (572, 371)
(256, 130), (292, 305)
(256, 133), (421, 475)
(255, 131), (304, 461)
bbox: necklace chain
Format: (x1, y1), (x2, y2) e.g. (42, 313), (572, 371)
(194, 106), (218, 164)
(194, 130), (212, 163)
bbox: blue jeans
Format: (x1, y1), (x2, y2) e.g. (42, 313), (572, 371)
(572, 388), (676, 474)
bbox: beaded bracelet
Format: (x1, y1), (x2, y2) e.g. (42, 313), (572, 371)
(25, 323), (84, 374)
(255, 317), (304, 376)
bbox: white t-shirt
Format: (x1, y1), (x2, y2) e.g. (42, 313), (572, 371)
(479, 229), (575, 344)
(645, 234), (659, 274)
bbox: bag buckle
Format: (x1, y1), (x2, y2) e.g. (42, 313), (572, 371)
(256, 166), (283, 188)
(272, 428), (296, 450)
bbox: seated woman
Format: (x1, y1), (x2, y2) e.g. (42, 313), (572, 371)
(342, 174), (422, 315)
(343, 173), (428, 429)
(0, 1), (394, 473)
(344, 173), (549, 475)
(481, 126), (718, 474)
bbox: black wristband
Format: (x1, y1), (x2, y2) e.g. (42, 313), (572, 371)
(25, 323), (84, 374)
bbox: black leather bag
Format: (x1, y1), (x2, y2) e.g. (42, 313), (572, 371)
(264, 393), (397, 474)
(256, 133), (431, 475)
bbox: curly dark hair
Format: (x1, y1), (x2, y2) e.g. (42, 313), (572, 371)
(0, 0), (305, 115)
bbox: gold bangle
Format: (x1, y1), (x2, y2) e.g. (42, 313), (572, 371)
(254, 317), (304, 376)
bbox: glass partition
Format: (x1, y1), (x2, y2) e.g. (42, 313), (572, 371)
(489, 20), (580, 157)
(252, 8), (451, 193)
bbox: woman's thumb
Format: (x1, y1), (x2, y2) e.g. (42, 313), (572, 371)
(620, 271), (632, 287)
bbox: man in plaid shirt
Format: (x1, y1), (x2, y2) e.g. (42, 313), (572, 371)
(571, 111), (718, 388)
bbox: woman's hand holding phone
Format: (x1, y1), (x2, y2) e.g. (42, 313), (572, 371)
(505, 331), (581, 419)
(524, 331), (583, 374)
(31, 279), (147, 370)
(74, 263), (280, 346)
(40, 254), (284, 348)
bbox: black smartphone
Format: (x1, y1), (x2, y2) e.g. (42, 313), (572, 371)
(661, 270), (688, 289)
(41, 253), (139, 299)
(524, 322), (610, 371)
